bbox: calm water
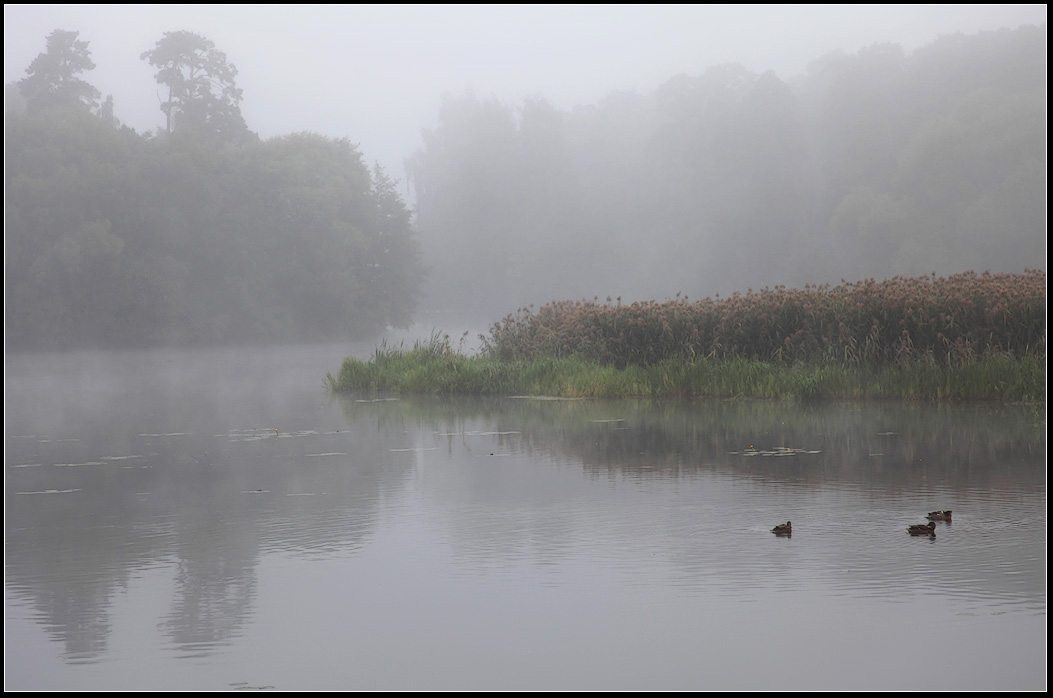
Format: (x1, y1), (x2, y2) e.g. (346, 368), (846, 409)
(4, 344), (1046, 690)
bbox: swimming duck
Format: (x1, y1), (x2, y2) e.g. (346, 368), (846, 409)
(771, 521), (792, 535)
(926, 510), (952, 521)
(907, 521), (937, 535)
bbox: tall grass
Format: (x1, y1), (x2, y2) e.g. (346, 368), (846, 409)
(327, 349), (1044, 403)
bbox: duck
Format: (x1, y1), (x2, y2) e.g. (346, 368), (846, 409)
(926, 510), (952, 521)
(907, 521), (937, 536)
(771, 521), (792, 535)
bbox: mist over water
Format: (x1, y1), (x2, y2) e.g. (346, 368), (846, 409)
(4, 345), (1045, 690)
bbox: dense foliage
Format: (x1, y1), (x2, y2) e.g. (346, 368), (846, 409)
(6, 31), (423, 349)
(408, 25), (1047, 320)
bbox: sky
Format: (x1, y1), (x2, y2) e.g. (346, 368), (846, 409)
(4, 4), (1047, 185)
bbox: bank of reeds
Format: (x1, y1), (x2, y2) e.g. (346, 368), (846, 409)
(328, 271), (1046, 403)
(483, 270), (1046, 368)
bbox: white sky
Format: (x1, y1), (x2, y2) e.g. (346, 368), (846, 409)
(4, 4), (1047, 183)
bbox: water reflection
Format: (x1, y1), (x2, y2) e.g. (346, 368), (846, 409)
(4, 347), (1046, 689)
(331, 394), (1044, 607)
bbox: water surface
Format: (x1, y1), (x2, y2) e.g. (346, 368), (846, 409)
(4, 344), (1046, 690)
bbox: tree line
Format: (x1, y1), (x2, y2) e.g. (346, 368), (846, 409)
(6, 29), (423, 350)
(6, 25), (1046, 349)
(407, 25), (1047, 321)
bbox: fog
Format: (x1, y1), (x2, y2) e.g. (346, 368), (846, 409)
(3, 10), (1047, 686)
(5, 5), (1045, 194)
(4, 5), (1047, 346)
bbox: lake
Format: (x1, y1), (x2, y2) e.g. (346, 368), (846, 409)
(4, 343), (1046, 690)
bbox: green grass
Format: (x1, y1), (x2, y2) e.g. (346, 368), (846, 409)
(327, 337), (1045, 404)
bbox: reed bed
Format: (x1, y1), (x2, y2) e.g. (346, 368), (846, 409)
(483, 270), (1045, 368)
(329, 271), (1045, 403)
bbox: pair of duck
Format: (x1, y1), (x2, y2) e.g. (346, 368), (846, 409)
(908, 510), (953, 536)
(770, 510), (952, 537)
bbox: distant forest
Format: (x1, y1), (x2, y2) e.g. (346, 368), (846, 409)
(5, 25), (1047, 349)
(408, 24), (1047, 319)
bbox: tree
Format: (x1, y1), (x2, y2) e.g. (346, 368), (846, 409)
(364, 163), (423, 329)
(406, 91), (521, 317)
(140, 30), (250, 143)
(18, 29), (101, 112)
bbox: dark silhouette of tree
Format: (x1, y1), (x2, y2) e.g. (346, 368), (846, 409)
(140, 30), (251, 143)
(18, 29), (101, 112)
